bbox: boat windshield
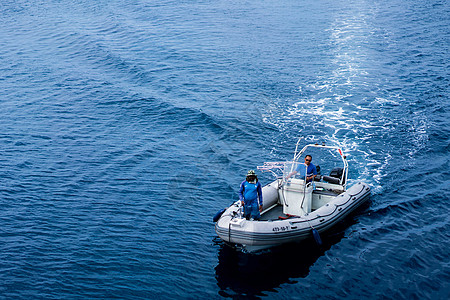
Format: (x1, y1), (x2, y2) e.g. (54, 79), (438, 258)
(283, 161), (309, 180)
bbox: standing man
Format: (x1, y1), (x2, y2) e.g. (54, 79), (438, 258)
(286, 155), (317, 182)
(239, 170), (263, 220)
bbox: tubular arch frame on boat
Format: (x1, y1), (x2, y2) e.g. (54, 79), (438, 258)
(214, 138), (371, 252)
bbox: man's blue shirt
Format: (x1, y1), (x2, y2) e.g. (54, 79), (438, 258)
(295, 163), (317, 178)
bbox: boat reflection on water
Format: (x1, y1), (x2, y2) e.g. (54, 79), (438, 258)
(214, 215), (363, 298)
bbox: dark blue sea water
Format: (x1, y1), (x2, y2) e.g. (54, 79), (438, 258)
(1, 0), (449, 298)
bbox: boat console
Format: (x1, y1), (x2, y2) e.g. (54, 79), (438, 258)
(280, 178), (312, 216)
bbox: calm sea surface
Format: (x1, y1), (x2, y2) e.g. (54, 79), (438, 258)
(1, 0), (449, 298)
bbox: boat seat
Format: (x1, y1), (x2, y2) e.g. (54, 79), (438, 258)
(323, 175), (340, 184)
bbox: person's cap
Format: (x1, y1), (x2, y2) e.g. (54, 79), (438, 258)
(247, 170), (256, 176)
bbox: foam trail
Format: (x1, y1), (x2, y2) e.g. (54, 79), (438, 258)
(262, 4), (428, 194)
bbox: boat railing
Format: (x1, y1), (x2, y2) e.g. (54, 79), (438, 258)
(257, 161), (285, 179)
(293, 140), (349, 190)
(258, 138), (349, 190)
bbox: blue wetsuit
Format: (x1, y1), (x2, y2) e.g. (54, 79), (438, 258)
(239, 180), (263, 220)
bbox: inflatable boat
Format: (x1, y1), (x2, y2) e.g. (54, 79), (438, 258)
(214, 139), (371, 252)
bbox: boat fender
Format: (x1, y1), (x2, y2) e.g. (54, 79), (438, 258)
(213, 208), (226, 222)
(311, 228), (322, 246)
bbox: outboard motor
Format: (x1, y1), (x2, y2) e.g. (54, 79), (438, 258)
(329, 167), (343, 180)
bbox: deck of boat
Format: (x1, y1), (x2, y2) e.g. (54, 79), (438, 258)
(260, 204), (288, 221)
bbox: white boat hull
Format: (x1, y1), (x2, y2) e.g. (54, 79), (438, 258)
(215, 180), (370, 252)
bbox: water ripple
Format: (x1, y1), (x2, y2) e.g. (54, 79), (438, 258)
(0, 0), (449, 299)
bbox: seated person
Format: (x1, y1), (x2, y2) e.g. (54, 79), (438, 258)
(286, 155), (317, 182)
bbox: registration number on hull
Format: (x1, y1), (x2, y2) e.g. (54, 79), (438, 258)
(272, 226), (290, 232)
